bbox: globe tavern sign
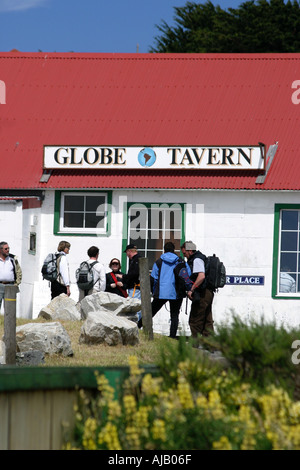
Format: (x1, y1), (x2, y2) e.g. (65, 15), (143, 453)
(43, 144), (265, 171)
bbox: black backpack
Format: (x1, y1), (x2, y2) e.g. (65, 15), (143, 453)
(205, 254), (226, 292)
(173, 259), (193, 298)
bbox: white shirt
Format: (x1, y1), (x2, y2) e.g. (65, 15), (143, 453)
(192, 257), (205, 274)
(0, 257), (15, 283)
(58, 252), (70, 286)
(279, 272), (296, 293)
(89, 260), (106, 292)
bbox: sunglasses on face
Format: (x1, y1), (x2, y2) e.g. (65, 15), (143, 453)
(111, 262), (119, 266)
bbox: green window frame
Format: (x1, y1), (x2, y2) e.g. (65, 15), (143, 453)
(54, 190), (112, 236)
(272, 203), (300, 299)
(121, 202), (186, 269)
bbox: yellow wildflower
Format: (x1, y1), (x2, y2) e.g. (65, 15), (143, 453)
(128, 355), (144, 376)
(108, 400), (122, 421)
(152, 419), (167, 442)
(125, 425), (140, 449)
(95, 373), (115, 402)
(82, 417), (97, 450)
(123, 394), (137, 421)
(177, 376), (194, 409)
(141, 373), (162, 397)
(98, 422), (121, 450)
(213, 436), (232, 450)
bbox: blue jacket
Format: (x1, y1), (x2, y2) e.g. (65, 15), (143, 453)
(151, 252), (185, 300)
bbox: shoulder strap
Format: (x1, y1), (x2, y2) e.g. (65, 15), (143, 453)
(156, 258), (162, 270)
(9, 254), (16, 281)
(90, 261), (101, 287)
(110, 272), (128, 298)
(156, 258), (163, 279)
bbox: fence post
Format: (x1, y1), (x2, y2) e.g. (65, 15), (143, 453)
(139, 257), (153, 340)
(3, 285), (19, 365)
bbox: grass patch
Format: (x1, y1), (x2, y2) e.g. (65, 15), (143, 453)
(0, 314), (174, 367)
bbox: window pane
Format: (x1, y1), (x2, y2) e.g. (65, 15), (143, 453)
(280, 252), (297, 273)
(166, 209), (182, 230)
(86, 196), (105, 212)
(149, 208), (163, 229)
(64, 212), (84, 227)
(61, 192), (108, 232)
(281, 232), (297, 251)
(129, 228), (147, 242)
(64, 195), (84, 211)
(147, 251), (159, 267)
(85, 213), (104, 229)
(129, 237), (145, 250)
(148, 228), (162, 241)
(171, 238), (181, 252)
(127, 203), (183, 270)
(147, 237), (163, 250)
(282, 210), (298, 230)
(279, 271), (296, 293)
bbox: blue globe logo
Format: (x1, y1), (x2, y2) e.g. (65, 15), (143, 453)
(138, 147), (156, 167)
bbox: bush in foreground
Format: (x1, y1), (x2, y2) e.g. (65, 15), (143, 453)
(66, 318), (300, 450)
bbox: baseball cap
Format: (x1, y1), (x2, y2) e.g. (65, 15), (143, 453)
(124, 244), (137, 252)
(185, 241), (197, 250)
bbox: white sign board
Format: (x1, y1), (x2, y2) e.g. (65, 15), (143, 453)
(43, 145), (265, 171)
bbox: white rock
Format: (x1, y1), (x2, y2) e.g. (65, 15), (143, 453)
(80, 291), (141, 321)
(79, 311), (139, 346)
(16, 322), (73, 356)
(38, 293), (81, 321)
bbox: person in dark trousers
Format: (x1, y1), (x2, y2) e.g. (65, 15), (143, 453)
(51, 240), (71, 299)
(105, 258), (128, 298)
(138, 241), (188, 338)
(78, 246), (106, 301)
(181, 240), (214, 341)
(116, 244), (141, 318)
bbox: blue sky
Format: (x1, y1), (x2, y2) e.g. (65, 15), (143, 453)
(0, 0), (245, 53)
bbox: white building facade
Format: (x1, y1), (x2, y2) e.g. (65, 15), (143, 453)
(1, 52), (300, 333)
(1, 187), (298, 334)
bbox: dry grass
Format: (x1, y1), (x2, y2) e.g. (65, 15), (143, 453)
(0, 315), (173, 367)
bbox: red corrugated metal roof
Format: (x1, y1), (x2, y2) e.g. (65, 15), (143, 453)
(1, 52), (300, 191)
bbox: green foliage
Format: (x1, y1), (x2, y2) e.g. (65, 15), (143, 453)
(150, 0), (300, 53)
(66, 319), (300, 450)
(201, 314), (300, 396)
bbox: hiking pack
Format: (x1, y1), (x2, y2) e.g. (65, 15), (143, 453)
(155, 257), (193, 299)
(41, 253), (62, 282)
(75, 260), (98, 291)
(153, 252), (226, 297)
(173, 259), (194, 298)
(205, 254), (226, 292)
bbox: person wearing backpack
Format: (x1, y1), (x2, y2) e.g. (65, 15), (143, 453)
(78, 246), (106, 301)
(0, 241), (22, 311)
(181, 240), (214, 340)
(51, 240), (71, 299)
(138, 241), (190, 338)
(116, 244), (141, 318)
